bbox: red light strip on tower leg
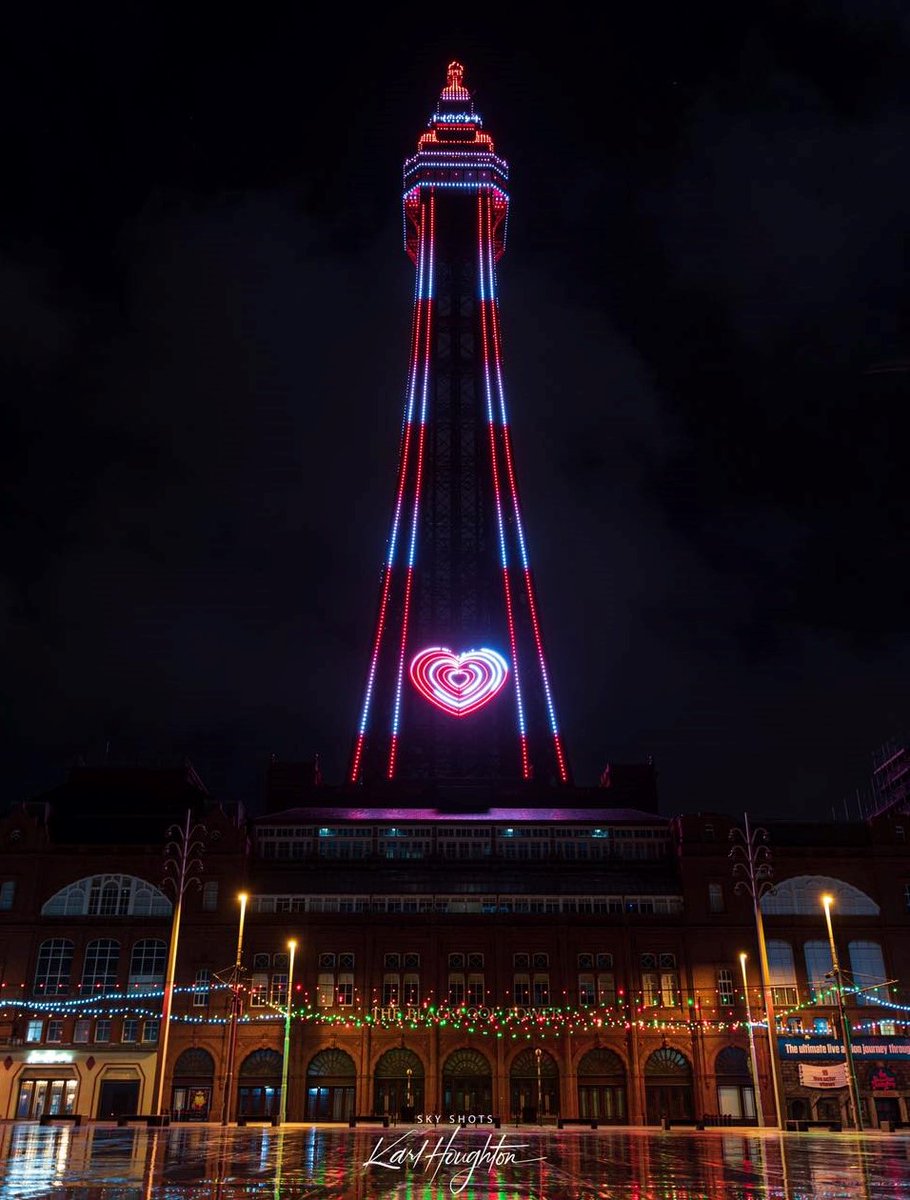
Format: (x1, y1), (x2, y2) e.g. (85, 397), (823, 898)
(349, 197), (432, 783)
(478, 193), (530, 779)
(388, 193), (436, 779)
(482, 196), (569, 783)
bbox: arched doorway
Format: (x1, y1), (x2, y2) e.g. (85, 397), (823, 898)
(374, 1048), (425, 1119)
(715, 1045), (756, 1122)
(171, 1048), (215, 1120)
(442, 1048), (493, 1117)
(306, 1048), (356, 1121)
(577, 1047), (627, 1122)
(644, 1047), (694, 1124)
(239, 1049), (283, 1119)
(509, 1047), (559, 1121)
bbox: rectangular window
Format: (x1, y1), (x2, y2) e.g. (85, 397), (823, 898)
(532, 974), (550, 1006)
(382, 974), (400, 1007)
(142, 1020), (160, 1044)
(467, 974), (485, 1005)
(249, 972), (269, 1007)
(904, 884), (910, 912)
(122, 1019), (139, 1043)
(270, 973), (288, 1008)
(578, 974), (596, 1005)
(202, 881), (219, 911)
(804, 940), (834, 1004)
(337, 972), (354, 1006)
(74, 1020), (91, 1043)
(0, 880), (15, 910)
(717, 968), (735, 1006)
(403, 973), (419, 1006)
(46, 1020), (63, 1043)
(94, 1019), (112, 1042)
(642, 972), (660, 1007)
(34, 939), (74, 996)
(767, 940), (799, 1008)
(708, 883), (725, 913)
(513, 974), (530, 1005)
(317, 972), (334, 1007)
(26, 1020), (43, 1043)
(660, 971), (678, 1007)
(848, 940), (888, 1006)
(193, 968), (210, 1007)
(448, 973), (465, 1005)
(597, 972), (616, 1007)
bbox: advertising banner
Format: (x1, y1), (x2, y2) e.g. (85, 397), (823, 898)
(778, 1037), (910, 1061)
(798, 1062), (848, 1089)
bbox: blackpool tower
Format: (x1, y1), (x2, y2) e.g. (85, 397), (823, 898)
(350, 62), (570, 790)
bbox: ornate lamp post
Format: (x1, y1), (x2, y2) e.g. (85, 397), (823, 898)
(729, 813), (785, 1127)
(153, 809), (205, 1119)
(821, 894), (863, 1129)
(278, 937), (297, 1125)
(534, 1047), (542, 1123)
(220, 892), (248, 1125)
(739, 952), (765, 1126)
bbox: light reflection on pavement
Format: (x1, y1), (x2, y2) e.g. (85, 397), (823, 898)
(0, 1122), (907, 1199)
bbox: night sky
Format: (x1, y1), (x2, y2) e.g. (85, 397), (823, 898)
(4, 4), (909, 821)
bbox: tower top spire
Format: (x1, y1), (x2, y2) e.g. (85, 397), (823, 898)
(442, 61), (470, 101)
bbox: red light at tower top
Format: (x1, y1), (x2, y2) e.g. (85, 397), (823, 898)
(350, 63), (570, 788)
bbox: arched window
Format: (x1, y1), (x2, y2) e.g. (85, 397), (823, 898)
(578, 1048), (625, 1077)
(82, 940), (120, 990)
(34, 939), (74, 996)
(173, 1048), (215, 1077)
(128, 939), (167, 988)
(239, 1049), (282, 1078)
(307, 1048), (356, 1077)
(848, 941), (888, 1005)
(645, 1048), (692, 1076)
(443, 1048), (491, 1076)
(760, 876), (879, 916)
(715, 1046), (750, 1076)
(42, 875), (171, 917)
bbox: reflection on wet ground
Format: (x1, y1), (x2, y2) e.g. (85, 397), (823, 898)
(1, 1121), (908, 1199)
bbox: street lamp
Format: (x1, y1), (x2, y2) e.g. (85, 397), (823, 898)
(534, 1047), (542, 1124)
(220, 891), (248, 1125)
(730, 813), (785, 1127)
(279, 938), (297, 1125)
(153, 809), (205, 1120)
(821, 893), (863, 1130)
(739, 952), (765, 1127)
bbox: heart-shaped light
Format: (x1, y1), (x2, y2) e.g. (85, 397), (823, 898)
(409, 646), (509, 717)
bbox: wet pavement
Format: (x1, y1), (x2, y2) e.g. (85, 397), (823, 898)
(2, 1122), (910, 1199)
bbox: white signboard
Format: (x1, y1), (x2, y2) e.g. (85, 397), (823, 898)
(798, 1062), (847, 1089)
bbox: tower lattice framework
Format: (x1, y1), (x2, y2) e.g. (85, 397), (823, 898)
(350, 62), (569, 788)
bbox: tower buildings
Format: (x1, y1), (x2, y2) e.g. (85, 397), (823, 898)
(350, 62), (569, 790)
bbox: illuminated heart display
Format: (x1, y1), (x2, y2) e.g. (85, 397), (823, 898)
(409, 646), (509, 717)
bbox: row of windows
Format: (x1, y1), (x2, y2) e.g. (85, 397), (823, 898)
(33, 938), (166, 995)
(259, 838), (667, 861)
(767, 939), (888, 1007)
(250, 894), (684, 916)
(25, 1017), (160, 1045)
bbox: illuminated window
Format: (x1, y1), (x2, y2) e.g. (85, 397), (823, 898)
(94, 1019), (111, 1042)
(0, 881), (15, 910)
(382, 974), (400, 1007)
(337, 972), (354, 1006)
(122, 1019), (139, 1043)
(532, 974), (550, 1006)
(848, 941), (887, 1005)
(74, 1020), (91, 1043)
(249, 973), (268, 1007)
(202, 881), (219, 911)
(317, 972), (334, 1007)
(403, 973), (419, 1005)
(26, 1020), (43, 1043)
(467, 974), (485, 1005)
(767, 940), (799, 1007)
(46, 1020), (63, 1043)
(270, 973), (288, 1007)
(142, 1020), (160, 1043)
(597, 973), (616, 1006)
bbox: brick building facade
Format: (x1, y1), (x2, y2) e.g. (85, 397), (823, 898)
(1, 763), (908, 1129)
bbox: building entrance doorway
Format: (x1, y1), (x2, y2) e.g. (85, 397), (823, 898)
(97, 1080), (140, 1119)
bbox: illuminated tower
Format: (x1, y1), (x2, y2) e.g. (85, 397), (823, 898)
(350, 62), (569, 789)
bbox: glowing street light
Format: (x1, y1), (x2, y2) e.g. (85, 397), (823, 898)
(739, 952), (765, 1126)
(221, 892), (248, 1125)
(279, 938), (297, 1125)
(821, 893), (863, 1130)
